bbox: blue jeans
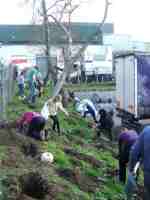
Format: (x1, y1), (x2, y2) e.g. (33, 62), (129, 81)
(18, 84), (24, 97)
(27, 81), (36, 104)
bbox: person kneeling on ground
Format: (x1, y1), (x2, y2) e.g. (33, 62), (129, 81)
(47, 95), (69, 134)
(96, 109), (114, 141)
(118, 127), (138, 184)
(17, 112), (48, 140)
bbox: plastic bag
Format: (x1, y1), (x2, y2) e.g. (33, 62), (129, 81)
(41, 102), (49, 120)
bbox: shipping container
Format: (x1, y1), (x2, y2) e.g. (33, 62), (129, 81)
(114, 51), (150, 120)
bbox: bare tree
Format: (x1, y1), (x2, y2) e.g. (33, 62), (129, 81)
(42, 0), (55, 85)
(50, 0), (111, 96)
(24, 0), (111, 96)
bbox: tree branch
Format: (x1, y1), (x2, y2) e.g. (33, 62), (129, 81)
(71, 0), (110, 67)
(46, 0), (64, 12)
(47, 14), (70, 38)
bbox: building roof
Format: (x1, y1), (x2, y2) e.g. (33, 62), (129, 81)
(0, 23), (113, 45)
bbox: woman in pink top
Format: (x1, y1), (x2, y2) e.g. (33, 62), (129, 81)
(17, 112), (47, 140)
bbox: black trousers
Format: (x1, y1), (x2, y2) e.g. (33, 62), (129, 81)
(96, 126), (113, 141)
(119, 159), (126, 184)
(119, 143), (133, 184)
(50, 115), (60, 133)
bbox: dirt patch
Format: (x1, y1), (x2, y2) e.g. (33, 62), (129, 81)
(2, 171), (67, 200)
(2, 176), (21, 199)
(17, 194), (37, 200)
(93, 136), (117, 157)
(64, 148), (102, 168)
(1, 146), (19, 168)
(66, 134), (85, 146)
(22, 143), (40, 158)
(0, 120), (16, 129)
(20, 172), (49, 199)
(47, 183), (66, 199)
(57, 167), (99, 193)
(0, 128), (38, 148)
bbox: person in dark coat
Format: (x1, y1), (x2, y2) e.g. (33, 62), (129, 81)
(96, 109), (114, 141)
(27, 115), (46, 140)
(129, 126), (150, 199)
(118, 127), (138, 184)
(17, 112), (48, 140)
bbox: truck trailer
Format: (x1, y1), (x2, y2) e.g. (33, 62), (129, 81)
(114, 51), (150, 130)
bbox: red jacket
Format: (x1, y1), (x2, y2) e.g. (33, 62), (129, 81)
(17, 112), (40, 126)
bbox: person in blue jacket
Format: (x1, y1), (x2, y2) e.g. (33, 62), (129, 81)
(129, 126), (150, 200)
(83, 103), (97, 122)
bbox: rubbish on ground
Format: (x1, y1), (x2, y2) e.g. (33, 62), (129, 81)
(41, 152), (54, 163)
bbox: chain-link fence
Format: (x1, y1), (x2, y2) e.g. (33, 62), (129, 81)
(0, 63), (16, 120)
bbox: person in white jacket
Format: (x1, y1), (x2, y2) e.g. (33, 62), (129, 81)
(74, 97), (98, 122)
(47, 95), (69, 134)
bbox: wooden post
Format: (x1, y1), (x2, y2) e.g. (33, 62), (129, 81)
(1, 63), (6, 120)
(0, 65), (2, 116)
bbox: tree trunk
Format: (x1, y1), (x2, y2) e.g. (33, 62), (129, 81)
(52, 70), (67, 97)
(42, 0), (56, 85)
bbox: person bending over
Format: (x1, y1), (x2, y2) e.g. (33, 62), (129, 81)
(96, 109), (114, 141)
(118, 127), (138, 184)
(17, 112), (48, 140)
(47, 95), (69, 134)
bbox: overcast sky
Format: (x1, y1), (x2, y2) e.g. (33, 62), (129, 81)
(0, 0), (150, 42)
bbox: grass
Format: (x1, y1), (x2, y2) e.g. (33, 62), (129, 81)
(0, 82), (128, 200)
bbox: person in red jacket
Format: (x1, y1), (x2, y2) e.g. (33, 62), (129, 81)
(17, 112), (48, 140)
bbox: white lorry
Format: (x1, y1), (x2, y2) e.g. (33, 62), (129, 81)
(83, 46), (113, 81)
(114, 51), (150, 129)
